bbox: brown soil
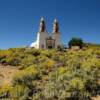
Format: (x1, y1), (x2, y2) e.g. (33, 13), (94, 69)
(0, 65), (19, 86)
(92, 96), (100, 100)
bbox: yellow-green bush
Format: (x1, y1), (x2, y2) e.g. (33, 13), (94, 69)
(12, 65), (40, 86)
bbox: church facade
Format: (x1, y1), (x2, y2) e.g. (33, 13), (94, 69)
(30, 17), (61, 49)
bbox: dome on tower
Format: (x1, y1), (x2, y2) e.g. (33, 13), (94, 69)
(52, 18), (59, 33)
(39, 17), (46, 32)
(40, 17), (45, 21)
(54, 19), (58, 23)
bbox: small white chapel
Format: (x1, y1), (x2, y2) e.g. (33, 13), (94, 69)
(30, 17), (61, 49)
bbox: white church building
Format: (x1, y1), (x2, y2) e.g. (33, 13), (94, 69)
(30, 17), (61, 49)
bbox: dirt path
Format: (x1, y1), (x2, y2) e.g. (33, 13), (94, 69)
(0, 65), (19, 86)
(92, 96), (100, 100)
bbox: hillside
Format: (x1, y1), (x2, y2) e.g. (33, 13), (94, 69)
(85, 43), (100, 49)
(0, 47), (100, 100)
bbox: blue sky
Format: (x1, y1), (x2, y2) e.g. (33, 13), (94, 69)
(0, 0), (100, 49)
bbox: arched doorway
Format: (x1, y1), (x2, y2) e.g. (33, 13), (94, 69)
(46, 37), (55, 49)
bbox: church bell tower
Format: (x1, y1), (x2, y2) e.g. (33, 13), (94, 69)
(39, 17), (46, 32)
(52, 19), (61, 49)
(36, 17), (48, 49)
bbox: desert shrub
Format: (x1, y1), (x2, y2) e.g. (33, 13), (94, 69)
(57, 67), (66, 74)
(24, 48), (40, 56)
(0, 50), (13, 64)
(9, 85), (30, 100)
(0, 48), (24, 66)
(0, 82), (12, 99)
(5, 56), (21, 66)
(11, 65), (41, 99)
(20, 55), (36, 67)
(12, 65), (40, 86)
(41, 49), (56, 58)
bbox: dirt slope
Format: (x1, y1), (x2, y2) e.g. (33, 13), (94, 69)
(0, 65), (19, 86)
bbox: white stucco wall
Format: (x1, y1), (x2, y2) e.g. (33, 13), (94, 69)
(52, 32), (61, 48)
(30, 32), (48, 49)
